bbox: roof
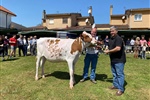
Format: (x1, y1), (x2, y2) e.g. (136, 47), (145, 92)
(77, 16), (91, 19)
(125, 8), (150, 15)
(22, 26), (47, 31)
(0, 5), (16, 16)
(11, 22), (27, 30)
(46, 13), (81, 17)
(50, 25), (92, 31)
(127, 8), (150, 11)
(96, 24), (129, 30)
(111, 14), (125, 17)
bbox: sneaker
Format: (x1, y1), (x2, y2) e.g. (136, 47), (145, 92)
(80, 78), (86, 82)
(90, 79), (97, 84)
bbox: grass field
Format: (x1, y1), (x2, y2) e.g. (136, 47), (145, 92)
(0, 54), (150, 100)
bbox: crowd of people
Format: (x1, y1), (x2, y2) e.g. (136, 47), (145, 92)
(0, 34), (37, 61)
(125, 36), (150, 59)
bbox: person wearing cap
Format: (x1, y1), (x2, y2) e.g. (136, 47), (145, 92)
(104, 26), (126, 96)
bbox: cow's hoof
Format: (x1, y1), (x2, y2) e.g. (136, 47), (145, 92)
(35, 77), (38, 80)
(70, 85), (74, 89)
(42, 75), (45, 78)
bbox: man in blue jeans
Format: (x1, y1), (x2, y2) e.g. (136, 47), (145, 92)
(104, 26), (126, 96)
(80, 27), (102, 84)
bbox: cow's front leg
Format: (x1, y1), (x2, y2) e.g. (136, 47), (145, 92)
(35, 56), (41, 80)
(67, 60), (75, 89)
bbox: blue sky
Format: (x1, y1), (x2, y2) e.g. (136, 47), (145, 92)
(1, 0), (150, 27)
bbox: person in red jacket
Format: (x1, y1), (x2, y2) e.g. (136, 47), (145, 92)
(9, 35), (17, 58)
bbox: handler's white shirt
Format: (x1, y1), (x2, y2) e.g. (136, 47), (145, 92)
(86, 36), (99, 54)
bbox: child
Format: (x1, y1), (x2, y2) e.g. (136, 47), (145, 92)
(141, 42), (147, 59)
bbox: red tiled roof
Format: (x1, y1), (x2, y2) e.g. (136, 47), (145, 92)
(0, 5), (16, 16)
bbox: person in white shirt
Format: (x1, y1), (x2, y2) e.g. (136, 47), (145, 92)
(80, 27), (102, 84)
(130, 38), (135, 52)
(141, 42), (147, 59)
(23, 36), (28, 56)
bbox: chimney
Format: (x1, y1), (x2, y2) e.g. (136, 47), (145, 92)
(42, 10), (46, 20)
(110, 5), (113, 15)
(88, 6), (92, 16)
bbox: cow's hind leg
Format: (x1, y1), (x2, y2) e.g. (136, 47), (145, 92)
(67, 60), (75, 89)
(35, 56), (41, 80)
(40, 56), (46, 78)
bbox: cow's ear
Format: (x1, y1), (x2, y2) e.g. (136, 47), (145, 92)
(80, 33), (84, 40)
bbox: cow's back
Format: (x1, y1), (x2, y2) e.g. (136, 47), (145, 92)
(37, 38), (75, 61)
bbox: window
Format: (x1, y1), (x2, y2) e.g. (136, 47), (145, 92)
(62, 18), (68, 24)
(49, 18), (54, 24)
(134, 14), (142, 21)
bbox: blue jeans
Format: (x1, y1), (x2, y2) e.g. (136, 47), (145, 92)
(82, 53), (98, 80)
(141, 51), (146, 59)
(111, 62), (125, 92)
(23, 45), (28, 56)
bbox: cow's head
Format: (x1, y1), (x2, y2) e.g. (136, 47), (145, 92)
(80, 31), (97, 47)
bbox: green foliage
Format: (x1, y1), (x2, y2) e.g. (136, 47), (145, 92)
(0, 54), (150, 100)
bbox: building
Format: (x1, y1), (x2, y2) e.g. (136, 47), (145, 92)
(0, 5), (16, 28)
(110, 5), (150, 30)
(42, 6), (94, 29)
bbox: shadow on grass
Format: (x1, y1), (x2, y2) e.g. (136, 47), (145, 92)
(45, 71), (82, 85)
(105, 78), (127, 91)
(2, 57), (20, 62)
(96, 74), (108, 81)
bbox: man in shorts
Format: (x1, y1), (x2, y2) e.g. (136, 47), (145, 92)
(9, 35), (17, 58)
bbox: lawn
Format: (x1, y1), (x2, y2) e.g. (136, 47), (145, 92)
(0, 54), (150, 100)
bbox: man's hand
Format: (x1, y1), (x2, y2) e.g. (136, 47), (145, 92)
(0, 44), (4, 47)
(104, 49), (109, 54)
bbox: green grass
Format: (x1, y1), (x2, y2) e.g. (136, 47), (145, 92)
(0, 54), (150, 100)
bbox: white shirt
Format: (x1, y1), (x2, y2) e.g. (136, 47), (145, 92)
(130, 39), (135, 46)
(86, 36), (99, 54)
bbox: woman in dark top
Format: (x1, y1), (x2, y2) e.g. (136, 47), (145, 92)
(0, 35), (5, 61)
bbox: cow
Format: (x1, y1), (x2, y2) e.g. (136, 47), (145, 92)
(35, 31), (97, 89)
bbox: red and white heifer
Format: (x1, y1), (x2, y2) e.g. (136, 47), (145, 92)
(35, 31), (96, 89)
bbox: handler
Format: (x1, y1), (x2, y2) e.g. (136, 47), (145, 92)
(104, 26), (126, 96)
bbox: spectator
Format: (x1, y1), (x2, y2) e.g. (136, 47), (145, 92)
(104, 35), (109, 50)
(140, 36), (147, 47)
(0, 35), (5, 61)
(29, 36), (33, 55)
(27, 37), (31, 54)
(130, 38), (135, 52)
(17, 35), (25, 56)
(139, 36), (147, 58)
(31, 36), (37, 56)
(141, 42), (147, 59)
(125, 38), (131, 53)
(9, 35), (17, 58)
(23, 36), (28, 56)
(133, 37), (140, 58)
(3, 36), (9, 56)
(147, 38), (150, 52)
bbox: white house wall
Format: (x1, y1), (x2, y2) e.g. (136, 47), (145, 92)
(0, 11), (12, 28)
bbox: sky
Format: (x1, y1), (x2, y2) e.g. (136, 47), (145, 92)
(1, 0), (150, 27)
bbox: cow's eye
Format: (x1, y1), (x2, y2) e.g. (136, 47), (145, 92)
(85, 36), (89, 38)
